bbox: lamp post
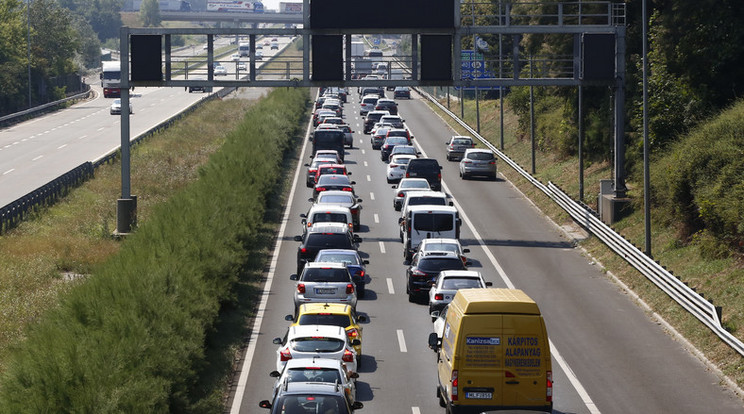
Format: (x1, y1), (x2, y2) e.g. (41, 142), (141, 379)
(27, 0), (32, 108)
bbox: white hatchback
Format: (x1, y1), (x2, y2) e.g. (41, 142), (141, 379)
(386, 154), (417, 183)
(273, 325), (360, 374)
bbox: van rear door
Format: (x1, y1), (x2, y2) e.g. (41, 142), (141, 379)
(456, 314), (504, 406)
(501, 314), (551, 408)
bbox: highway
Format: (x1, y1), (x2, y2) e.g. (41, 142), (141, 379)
(231, 90), (744, 413)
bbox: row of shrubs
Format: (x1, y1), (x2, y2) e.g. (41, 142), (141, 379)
(0, 87), (310, 412)
(651, 99), (744, 255)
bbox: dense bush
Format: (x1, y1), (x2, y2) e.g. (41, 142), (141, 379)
(651, 99), (744, 252)
(0, 87), (309, 412)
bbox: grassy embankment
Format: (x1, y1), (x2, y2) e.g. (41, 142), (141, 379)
(422, 91), (744, 389)
(0, 86), (310, 411)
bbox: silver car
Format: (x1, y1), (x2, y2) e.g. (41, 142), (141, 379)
(259, 375), (363, 412)
(392, 178), (430, 211)
(428, 270), (492, 315)
(446, 136), (475, 161)
(290, 262), (358, 312)
(459, 148), (497, 180)
(269, 358), (359, 405)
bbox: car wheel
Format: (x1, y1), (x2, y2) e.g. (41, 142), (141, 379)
(356, 356), (362, 370)
(462, 173), (469, 180)
(408, 291), (415, 303)
(491, 173), (498, 181)
(438, 387), (447, 407)
(386, 177), (392, 184)
(446, 154), (451, 161)
(354, 224), (360, 232)
(357, 284), (365, 298)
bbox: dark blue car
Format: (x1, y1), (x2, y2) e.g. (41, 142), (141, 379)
(314, 249), (369, 298)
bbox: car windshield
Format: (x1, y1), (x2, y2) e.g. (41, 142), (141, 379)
(441, 277), (482, 289)
(400, 180), (430, 190)
(290, 337), (345, 352)
(468, 152), (495, 161)
(286, 368), (343, 384)
(316, 253), (359, 265)
(413, 214), (454, 231)
(297, 314), (351, 327)
(373, 129), (390, 138)
(317, 175), (351, 186)
(418, 258), (465, 272)
(274, 395), (349, 414)
(318, 194), (354, 204)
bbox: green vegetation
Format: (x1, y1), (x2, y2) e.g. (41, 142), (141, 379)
(0, 87), (310, 411)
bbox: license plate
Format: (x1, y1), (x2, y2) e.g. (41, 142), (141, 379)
(465, 392), (492, 399)
(315, 288), (336, 294)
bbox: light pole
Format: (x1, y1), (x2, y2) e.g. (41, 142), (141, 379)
(27, 0), (32, 108)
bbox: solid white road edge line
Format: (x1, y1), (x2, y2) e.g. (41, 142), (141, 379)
(229, 100), (314, 414)
(409, 120), (601, 414)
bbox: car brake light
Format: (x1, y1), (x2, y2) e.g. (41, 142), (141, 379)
(297, 283), (305, 294)
(280, 348), (292, 361)
(315, 187), (326, 192)
(462, 160), (472, 164)
(547, 371), (553, 402)
(300, 247), (307, 253)
(347, 328), (359, 338)
(342, 187), (353, 192)
(489, 161), (496, 165)
(350, 208), (358, 214)
(405, 173), (410, 178)
(356, 270), (364, 278)
(346, 283), (354, 294)
(411, 269), (426, 277)
(397, 192), (404, 197)
(342, 349), (354, 362)
(437, 173), (441, 180)
(434, 293), (444, 300)
(451, 370), (458, 401)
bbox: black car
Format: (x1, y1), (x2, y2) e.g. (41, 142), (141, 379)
(380, 136), (410, 162)
(406, 251), (468, 302)
(311, 129), (345, 162)
(374, 99), (398, 115)
(393, 86), (411, 99)
(363, 110), (390, 134)
(294, 223), (361, 274)
(404, 158), (442, 191)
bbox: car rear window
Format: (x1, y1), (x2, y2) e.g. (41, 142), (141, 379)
(362, 97), (378, 104)
(317, 175), (351, 186)
(407, 197), (447, 206)
(400, 180), (430, 189)
(290, 337), (345, 352)
(468, 152), (495, 161)
(408, 159), (440, 170)
(298, 314), (351, 327)
(418, 258), (466, 272)
(422, 242), (458, 253)
(286, 368), (343, 384)
(318, 194), (354, 204)
(391, 156), (413, 165)
(453, 138), (472, 145)
(306, 234), (353, 249)
(441, 277), (482, 289)
(311, 213), (348, 224)
(316, 253), (359, 265)
(301, 267), (350, 282)
(413, 213), (454, 232)
(385, 137), (409, 145)
(314, 131), (344, 145)
(275, 395), (349, 414)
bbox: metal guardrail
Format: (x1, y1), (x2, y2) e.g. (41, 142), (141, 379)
(416, 88), (744, 357)
(0, 87), (92, 126)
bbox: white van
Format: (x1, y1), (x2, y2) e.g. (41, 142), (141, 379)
(400, 205), (461, 261)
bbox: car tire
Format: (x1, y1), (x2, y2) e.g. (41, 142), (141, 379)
(446, 154), (451, 161)
(354, 223), (360, 232)
(357, 285), (365, 299)
(386, 177), (392, 184)
(462, 173), (469, 180)
(408, 291), (415, 303)
(438, 387), (447, 407)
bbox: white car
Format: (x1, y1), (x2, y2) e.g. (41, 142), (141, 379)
(391, 178), (430, 210)
(273, 325), (360, 374)
(428, 270), (492, 315)
(416, 238), (470, 266)
(237, 61), (247, 71)
(109, 99), (132, 115)
(230, 53), (241, 61)
(386, 154), (417, 183)
(214, 65), (227, 76)
(269, 358), (358, 405)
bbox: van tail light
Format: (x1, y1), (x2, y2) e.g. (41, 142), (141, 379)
(355, 270), (365, 278)
(280, 348), (292, 361)
(546, 371), (553, 402)
(347, 328), (359, 338)
(451, 370), (458, 401)
(297, 283), (306, 294)
(350, 208), (358, 214)
(346, 283), (354, 294)
(434, 293), (444, 300)
(342, 349), (354, 362)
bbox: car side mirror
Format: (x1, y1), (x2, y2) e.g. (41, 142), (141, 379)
(347, 172), (352, 175)
(351, 402), (364, 410)
(449, 201), (454, 206)
(465, 261), (473, 266)
(350, 372), (360, 379)
(428, 332), (440, 351)
(439, 166), (443, 169)
(485, 281), (493, 287)
(294, 235), (303, 242)
(350, 181), (356, 185)
(304, 163), (310, 167)
(285, 314), (294, 321)
(272, 337), (282, 345)
(363, 260), (369, 265)
(356, 198), (363, 203)
(430, 310), (440, 319)
(398, 218), (404, 224)
(290, 274), (298, 280)
(269, 370), (281, 378)
(463, 248), (470, 253)
(299, 213), (307, 218)
(391, 185), (397, 188)
(259, 400), (272, 409)
(308, 197), (315, 202)
(353, 235), (362, 243)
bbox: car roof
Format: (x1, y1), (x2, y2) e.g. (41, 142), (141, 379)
(279, 381), (346, 396)
(304, 261), (348, 270)
(404, 190), (447, 198)
(317, 190), (356, 198)
(307, 222), (352, 233)
(390, 154), (417, 161)
(283, 357), (347, 370)
(297, 302), (354, 314)
(289, 324), (346, 339)
(307, 204), (351, 214)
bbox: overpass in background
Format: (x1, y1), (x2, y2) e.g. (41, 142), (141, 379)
(160, 11), (303, 24)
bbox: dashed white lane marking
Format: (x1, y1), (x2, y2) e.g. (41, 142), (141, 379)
(412, 408), (421, 414)
(363, 161), (368, 167)
(3, 169), (14, 175)
(97, 127), (105, 131)
(387, 278), (395, 295)
(366, 175), (371, 182)
(370, 192), (375, 200)
(361, 149), (366, 155)
(373, 213), (379, 223)
(396, 329), (407, 353)
(57, 144), (67, 150)
(379, 241), (386, 254)
(32, 155), (43, 161)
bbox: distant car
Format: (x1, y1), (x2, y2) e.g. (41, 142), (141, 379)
(214, 65), (227, 76)
(379, 115), (405, 129)
(314, 249), (370, 297)
(428, 270), (492, 315)
(256, 44), (264, 50)
(312, 150), (343, 164)
(289, 262), (358, 312)
(287, 302), (367, 357)
(256, 50), (264, 60)
(363, 110), (390, 134)
(391, 178), (430, 211)
(404, 158), (442, 191)
(394, 86), (411, 99)
(460, 148), (497, 180)
(271, 324), (360, 378)
(271, 41), (279, 50)
(359, 95), (380, 116)
(370, 128), (390, 150)
(314, 163), (351, 186)
(406, 251), (469, 302)
(268, 358), (359, 406)
(313, 191), (363, 232)
(380, 136), (410, 162)
(445, 136), (476, 161)
(230, 53), (241, 61)
(386, 154), (417, 183)
(237, 61), (247, 71)
(259, 380), (364, 413)
(386, 128), (413, 145)
(110, 99), (132, 115)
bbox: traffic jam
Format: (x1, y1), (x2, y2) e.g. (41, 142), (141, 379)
(257, 85), (506, 414)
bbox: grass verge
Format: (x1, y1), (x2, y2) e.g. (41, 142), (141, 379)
(419, 88), (744, 390)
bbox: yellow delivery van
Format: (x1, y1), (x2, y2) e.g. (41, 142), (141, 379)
(428, 288), (553, 413)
